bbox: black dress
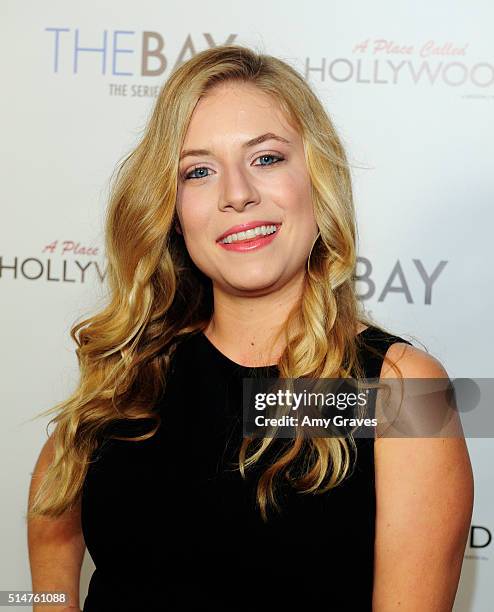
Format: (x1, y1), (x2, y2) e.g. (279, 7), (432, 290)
(81, 325), (412, 611)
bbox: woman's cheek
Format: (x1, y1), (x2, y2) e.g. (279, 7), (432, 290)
(179, 194), (211, 234)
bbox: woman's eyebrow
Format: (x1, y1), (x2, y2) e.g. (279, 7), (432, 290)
(179, 132), (291, 161)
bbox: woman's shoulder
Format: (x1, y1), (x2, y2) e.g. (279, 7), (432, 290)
(356, 323), (450, 384)
(379, 340), (447, 380)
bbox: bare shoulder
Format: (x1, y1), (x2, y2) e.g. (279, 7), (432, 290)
(372, 339), (474, 609)
(380, 340), (447, 380)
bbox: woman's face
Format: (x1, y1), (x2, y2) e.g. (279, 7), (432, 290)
(175, 81), (318, 296)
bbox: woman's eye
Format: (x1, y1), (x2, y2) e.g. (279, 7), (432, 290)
(253, 153), (285, 167)
(183, 154), (285, 181)
(184, 166), (211, 180)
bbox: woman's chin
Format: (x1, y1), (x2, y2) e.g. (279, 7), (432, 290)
(222, 272), (282, 295)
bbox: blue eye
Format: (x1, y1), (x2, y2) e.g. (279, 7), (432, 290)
(254, 154), (284, 167)
(185, 166), (210, 180)
(184, 166), (209, 180)
(183, 154), (285, 181)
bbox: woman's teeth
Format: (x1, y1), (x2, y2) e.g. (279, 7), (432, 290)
(219, 224), (278, 244)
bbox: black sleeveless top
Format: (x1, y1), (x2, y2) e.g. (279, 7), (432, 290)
(81, 326), (412, 611)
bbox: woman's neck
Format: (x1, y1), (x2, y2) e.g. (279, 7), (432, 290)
(205, 276), (304, 367)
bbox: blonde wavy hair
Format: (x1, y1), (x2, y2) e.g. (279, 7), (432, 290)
(27, 43), (410, 523)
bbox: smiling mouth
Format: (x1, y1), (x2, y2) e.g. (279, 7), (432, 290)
(218, 224), (280, 244)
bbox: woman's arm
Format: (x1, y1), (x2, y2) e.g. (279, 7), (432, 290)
(27, 431), (86, 612)
(373, 343), (474, 611)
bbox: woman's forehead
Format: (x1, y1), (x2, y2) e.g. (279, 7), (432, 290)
(183, 83), (299, 148)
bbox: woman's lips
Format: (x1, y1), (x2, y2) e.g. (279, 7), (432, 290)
(216, 221), (281, 242)
(217, 226), (280, 252)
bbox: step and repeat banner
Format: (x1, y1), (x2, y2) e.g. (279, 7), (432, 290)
(2, 1), (493, 609)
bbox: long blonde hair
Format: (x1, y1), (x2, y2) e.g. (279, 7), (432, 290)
(27, 43), (410, 522)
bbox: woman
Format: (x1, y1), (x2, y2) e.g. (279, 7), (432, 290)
(27, 44), (473, 611)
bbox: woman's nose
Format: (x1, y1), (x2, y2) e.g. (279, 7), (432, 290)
(218, 165), (261, 211)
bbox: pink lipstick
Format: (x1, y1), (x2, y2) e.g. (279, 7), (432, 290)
(216, 221), (282, 252)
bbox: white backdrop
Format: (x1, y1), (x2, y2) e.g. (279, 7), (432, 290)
(1, 1), (493, 609)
